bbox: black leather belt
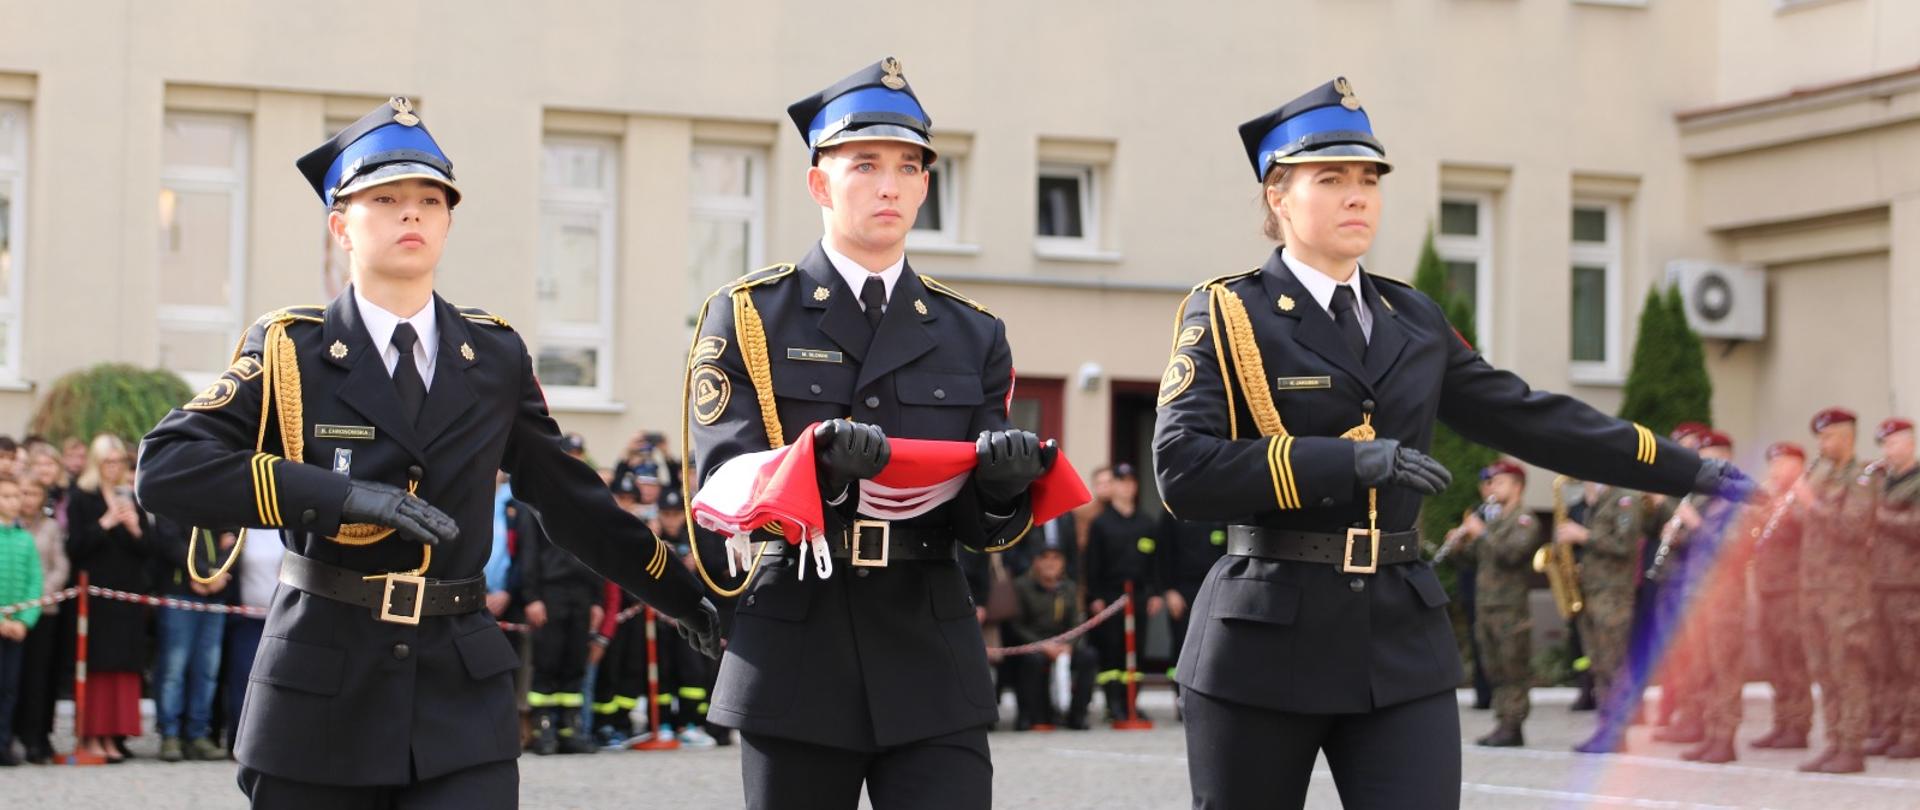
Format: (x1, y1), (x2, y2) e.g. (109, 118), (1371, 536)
(755, 520), (956, 568)
(1227, 525), (1422, 574)
(279, 551), (487, 625)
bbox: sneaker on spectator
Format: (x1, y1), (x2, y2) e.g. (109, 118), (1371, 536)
(595, 725), (627, 751)
(678, 727), (717, 748)
(159, 737), (184, 763)
(186, 737), (228, 761)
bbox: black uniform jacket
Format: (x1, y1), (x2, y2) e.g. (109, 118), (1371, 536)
(137, 288), (704, 785)
(1154, 249), (1703, 714)
(689, 243), (1032, 751)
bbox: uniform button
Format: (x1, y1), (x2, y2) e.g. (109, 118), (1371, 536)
(810, 384), (823, 395)
(744, 595), (757, 607)
(302, 509), (318, 525)
(391, 643), (411, 660)
(1320, 497), (1335, 507)
(933, 388), (946, 400)
(856, 569), (871, 578)
(1349, 578), (1365, 593)
(1361, 399), (1376, 413)
(408, 465), (424, 481)
(865, 396), (881, 409)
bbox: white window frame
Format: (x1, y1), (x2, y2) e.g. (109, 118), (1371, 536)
(1035, 162), (1102, 258)
(687, 143), (767, 321)
(1434, 191), (1494, 353)
(0, 102), (30, 384)
(907, 156), (962, 249)
(157, 112), (249, 388)
(536, 135), (619, 405)
(1775, 0), (1848, 12)
(1569, 199), (1624, 384)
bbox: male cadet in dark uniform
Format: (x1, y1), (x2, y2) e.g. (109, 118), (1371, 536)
(1152, 77), (1751, 808)
(684, 58), (1046, 810)
(136, 98), (721, 808)
(1795, 407), (1880, 773)
(1456, 461), (1538, 747)
(1083, 463), (1169, 722)
(1750, 441), (1813, 751)
(1870, 418), (1920, 758)
(1560, 478), (1648, 753)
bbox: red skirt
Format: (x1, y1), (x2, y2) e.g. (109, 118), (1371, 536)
(79, 670), (143, 737)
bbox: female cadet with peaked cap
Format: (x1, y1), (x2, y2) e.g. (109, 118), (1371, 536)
(1151, 76), (1754, 809)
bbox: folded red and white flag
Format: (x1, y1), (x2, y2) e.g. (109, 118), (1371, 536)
(691, 423), (1093, 578)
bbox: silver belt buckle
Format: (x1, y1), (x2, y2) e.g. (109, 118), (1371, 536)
(851, 520), (891, 568)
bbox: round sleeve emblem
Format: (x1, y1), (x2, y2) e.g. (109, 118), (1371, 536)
(690, 364), (732, 426)
(1157, 353), (1196, 407)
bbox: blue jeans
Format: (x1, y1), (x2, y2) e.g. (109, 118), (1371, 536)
(155, 602), (225, 740)
(0, 636), (24, 751)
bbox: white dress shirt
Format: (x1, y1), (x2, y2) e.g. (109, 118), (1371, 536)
(1280, 248), (1373, 342)
(822, 240), (906, 312)
(353, 287), (439, 390)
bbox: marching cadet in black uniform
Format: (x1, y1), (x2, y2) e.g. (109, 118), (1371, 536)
(1153, 77), (1753, 809)
(136, 98), (721, 808)
(685, 58), (1046, 810)
(1083, 463), (1168, 722)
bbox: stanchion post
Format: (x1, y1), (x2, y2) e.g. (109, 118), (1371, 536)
(630, 607), (680, 751)
(1113, 582), (1154, 730)
(62, 574), (105, 765)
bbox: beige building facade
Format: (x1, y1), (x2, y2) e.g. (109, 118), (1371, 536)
(0, 0), (1911, 499)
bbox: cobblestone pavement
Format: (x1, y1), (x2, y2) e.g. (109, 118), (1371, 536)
(9, 688), (1920, 809)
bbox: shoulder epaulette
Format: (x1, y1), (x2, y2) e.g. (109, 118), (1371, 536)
(1370, 273), (1414, 291)
(919, 274), (991, 315)
(252, 306), (325, 327)
(1192, 267), (1262, 293)
(457, 306), (514, 330)
(728, 263), (797, 295)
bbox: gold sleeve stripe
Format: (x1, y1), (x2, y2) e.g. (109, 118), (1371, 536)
(251, 453), (282, 527)
(646, 541), (667, 579)
(983, 515), (1036, 553)
(1633, 424), (1656, 465)
(1267, 436), (1301, 510)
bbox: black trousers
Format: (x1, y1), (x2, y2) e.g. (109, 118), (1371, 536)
(1090, 588), (1151, 703)
(13, 609), (63, 747)
(529, 593), (592, 700)
(740, 728), (991, 810)
(1012, 645), (1094, 726)
(657, 615), (712, 728)
(1184, 688), (1461, 810)
(237, 759), (518, 810)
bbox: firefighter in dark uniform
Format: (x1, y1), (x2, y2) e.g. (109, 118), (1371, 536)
(136, 98), (720, 808)
(684, 58), (1047, 810)
(1163, 517), (1228, 693)
(1084, 463), (1168, 721)
(518, 498), (602, 756)
(1152, 77), (1753, 809)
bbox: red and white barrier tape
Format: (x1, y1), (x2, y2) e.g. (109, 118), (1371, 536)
(987, 594), (1129, 657)
(0, 586), (79, 617)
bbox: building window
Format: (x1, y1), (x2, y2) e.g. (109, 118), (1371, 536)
(1434, 192), (1494, 348)
(536, 136), (618, 402)
(1569, 200), (1623, 380)
(687, 144), (766, 323)
(908, 158), (960, 246)
(0, 102), (26, 382)
(1036, 162), (1098, 253)
(157, 112), (249, 384)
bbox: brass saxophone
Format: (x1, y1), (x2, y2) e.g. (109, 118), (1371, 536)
(1533, 475), (1584, 618)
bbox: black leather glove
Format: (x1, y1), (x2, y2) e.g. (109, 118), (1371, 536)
(1352, 439), (1453, 496)
(974, 429), (1046, 505)
(1694, 458), (1757, 502)
(814, 419), (890, 497)
(675, 597), (724, 660)
(340, 480), (459, 546)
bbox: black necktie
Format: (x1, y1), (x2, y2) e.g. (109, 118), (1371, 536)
(860, 276), (887, 330)
(390, 322), (427, 425)
(1330, 286), (1368, 362)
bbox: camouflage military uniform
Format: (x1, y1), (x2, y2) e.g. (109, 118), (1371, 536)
(1870, 464), (1920, 753)
(1694, 495), (1755, 745)
(1474, 505), (1541, 730)
(1656, 494), (1711, 736)
(1750, 487), (1813, 741)
(1799, 456), (1881, 755)
(1574, 487), (1642, 726)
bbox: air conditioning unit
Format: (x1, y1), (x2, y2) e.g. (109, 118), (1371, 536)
(1665, 260), (1766, 341)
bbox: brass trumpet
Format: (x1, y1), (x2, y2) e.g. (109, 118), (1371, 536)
(1533, 475), (1583, 618)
